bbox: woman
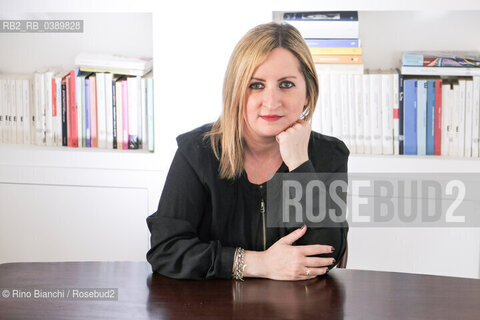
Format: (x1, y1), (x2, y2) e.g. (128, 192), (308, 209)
(146, 22), (349, 280)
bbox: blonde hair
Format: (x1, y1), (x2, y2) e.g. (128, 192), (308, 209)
(208, 22), (318, 180)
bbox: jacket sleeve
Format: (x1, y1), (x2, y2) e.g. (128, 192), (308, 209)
(289, 139), (349, 268)
(146, 149), (235, 279)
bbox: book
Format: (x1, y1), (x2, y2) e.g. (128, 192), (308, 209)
(416, 80), (427, 156)
(309, 47), (362, 55)
(353, 74), (364, 154)
(146, 73), (154, 152)
(314, 63), (364, 74)
(127, 76), (140, 149)
(472, 77), (480, 157)
(464, 80), (473, 157)
(381, 71), (393, 155)
(434, 80), (442, 156)
(369, 72), (383, 155)
(78, 73), (87, 147)
(305, 38), (360, 48)
(402, 52), (480, 67)
(115, 77), (123, 150)
(75, 53), (153, 77)
(441, 81), (451, 156)
(105, 73), (114, 149)
(85, 78), (91, 147)
(401, 66), (480, 76)
(403, 80), (418, 155)
(89, 74), (98, 148)
(61, 80), (67, 146)
(75, 72), (83, 148)
(362, 73), (372, 154)
(96, 73), (107, 148)
(112, 76), (117, 149)
(282, 11), (359, 39)
(312, 55), (362, 64)
(392, 72), (400, 155)
(122, 79), (128, 150)
(426, 80), (435, 155)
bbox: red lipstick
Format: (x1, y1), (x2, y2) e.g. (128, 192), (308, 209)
(260, 115), (283, 122)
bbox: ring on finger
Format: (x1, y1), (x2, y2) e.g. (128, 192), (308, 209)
(305, 268), (311, 276)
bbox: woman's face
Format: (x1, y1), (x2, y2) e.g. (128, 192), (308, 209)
(244, 47), (308, 140)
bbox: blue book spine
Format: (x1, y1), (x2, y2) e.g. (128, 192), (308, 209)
(283, 11), (358, 21)
(402, 53), (424, 66)
(399, 74), (405, 154)
(85, 78), (91, 148)
(404, 80), (418, 155)
(304, 38), (360, 47)
(426, 80), (436, 155)
(417, 80), (427, 155)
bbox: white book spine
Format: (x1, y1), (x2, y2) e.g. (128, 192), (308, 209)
(354, 74), (364, 154)
(283, 20), (359, 39)
(319, 74), (332, 136)
(370, 73), (383, 154)
(464, 80), (473, 157)
(449, 82), (459, 156)
(29, 79), (35, 144)
(15, 79), (23, 144)
(127, 76), (140, 148)
(9, 80), (16, 144)
(392, 73), (400, 155)
(472, 77), (480, 158)
(34, 73), (45, 145)
(22, 79), (30, 145)
(0, 79), (4, 143)
(138, 76), (145, 149)
(330, 74), (343, 141)
(115, 80), (123, 150)
(347, 74), (356, 153)
(147, 77), (154, 152)
(441, 82), (450, 156)
(96, 73), (107, 148)
(362, 74), (371, 154)
(381, 73), (394, 155)
(54, 77), (62, 146)
(105, 73), (114, 149)
(44, 72), (54, 146)
(457, 80), (466, 157)
(4, 80), (9, 143)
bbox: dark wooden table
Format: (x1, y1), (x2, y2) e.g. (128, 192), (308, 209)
(1, 261), (479, 319)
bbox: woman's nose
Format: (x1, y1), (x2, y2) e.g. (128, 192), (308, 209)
(262, 86), (281, 110)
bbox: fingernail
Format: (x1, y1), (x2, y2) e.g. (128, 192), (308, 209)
(332, 259), (336, 265)
(299, 224), (306, 230)
(331, 247), (335, 252)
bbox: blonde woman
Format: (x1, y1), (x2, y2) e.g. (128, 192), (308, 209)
(147, 22), (349, 280)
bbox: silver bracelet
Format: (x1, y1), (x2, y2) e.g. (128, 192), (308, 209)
(232, 247), (246, 281)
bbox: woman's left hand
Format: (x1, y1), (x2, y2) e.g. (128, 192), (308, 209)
(276, 119), (311, 171)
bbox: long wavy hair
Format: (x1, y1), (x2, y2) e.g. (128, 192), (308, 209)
(208, 22), (318, 180)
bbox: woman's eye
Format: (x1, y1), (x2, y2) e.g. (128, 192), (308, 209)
(249, 82), (264, 90)
(280, 81), (294, 89)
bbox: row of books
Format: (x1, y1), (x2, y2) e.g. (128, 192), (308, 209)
(0, 70), (154, 151)
(278, 11), (363, 67)
(312, 69), (480, 158)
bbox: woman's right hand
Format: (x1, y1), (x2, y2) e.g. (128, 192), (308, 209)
(244, 225), (335, 280)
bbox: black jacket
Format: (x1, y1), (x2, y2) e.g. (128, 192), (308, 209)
(146, 123), (349, 279)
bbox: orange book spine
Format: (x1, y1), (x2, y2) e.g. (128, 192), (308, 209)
(312, 55), (362, 64)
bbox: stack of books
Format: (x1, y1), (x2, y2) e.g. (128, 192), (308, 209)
(281, 11), (363, 74)
(401, 52), (480, 76)
(0, 53), (155, 152)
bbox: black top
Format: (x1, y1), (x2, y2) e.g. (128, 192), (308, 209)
(146, 123), (349, 280)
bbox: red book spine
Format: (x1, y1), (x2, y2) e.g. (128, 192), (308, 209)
(52, 78), (57, 117)
(434, 79), (442, 155)
(90, 76), (98, 148)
